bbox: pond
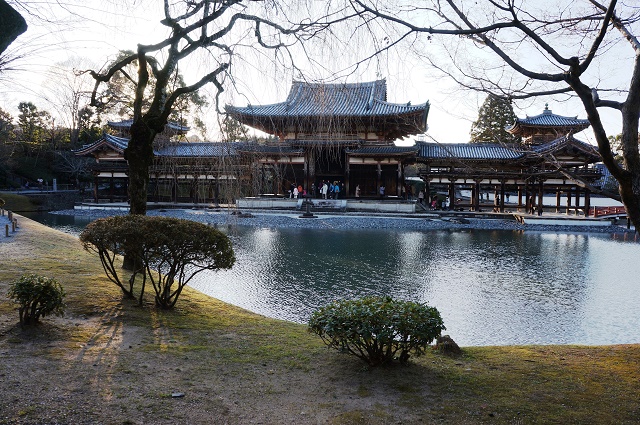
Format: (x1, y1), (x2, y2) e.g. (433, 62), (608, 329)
(24, 212), (640, 346)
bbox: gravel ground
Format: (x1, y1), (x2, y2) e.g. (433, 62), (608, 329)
(51, 207), (636, 234)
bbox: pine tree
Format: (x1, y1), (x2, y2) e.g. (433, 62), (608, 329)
(470, 95), (520, 144)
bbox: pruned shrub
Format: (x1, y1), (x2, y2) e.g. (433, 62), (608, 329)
(8, 274), (66, 325)
(137, 216), (235, 309)
(308, 296), (445, 366)
(80, 215), (148, 300)
(80, 215), (235, 309)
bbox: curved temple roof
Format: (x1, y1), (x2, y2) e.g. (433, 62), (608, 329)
(75, 134), (242, 158)
(225, 79), (429, 140)
(506, 105), (590, 134)
(416, 136), (600, 163)
(107, 120), (190, 133)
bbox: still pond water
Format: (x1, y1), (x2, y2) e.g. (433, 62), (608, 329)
(27, 212), (640, 347)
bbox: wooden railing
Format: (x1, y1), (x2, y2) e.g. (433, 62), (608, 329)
(590, 206), (627, 218)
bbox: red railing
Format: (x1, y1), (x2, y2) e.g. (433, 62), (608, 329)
(590, 206), (627, 218)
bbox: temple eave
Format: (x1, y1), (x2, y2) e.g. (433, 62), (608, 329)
(229, 111), (427, 139)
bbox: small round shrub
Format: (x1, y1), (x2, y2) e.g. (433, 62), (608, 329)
(8, 274), (66, 325)
(308, 296), (445, 366)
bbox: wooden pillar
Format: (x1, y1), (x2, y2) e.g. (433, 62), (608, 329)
(474, 181), (481, 211)
(575, 186), (581, 213)
(556, 189), (561, 213)
(585, 189), (591, 217)
(566, 187), (572, 214)
(537, 181), (544, 216)
(517, 185), (523, 211)
(304, 149), (310, 196)
(397, 162), (402, 198)
(376, 162), (382, 195)
(449, 181), (455, 211)
(109, 174), (114, 203)
(172, 176), (178, 203)
(500, 181), (505, 212)
(215, 176), (220, 205)
(345, 162), (350, 198)
(151, 175), (157, 203)
(273, 162), (279, 195)
(93, 176), (98, 203)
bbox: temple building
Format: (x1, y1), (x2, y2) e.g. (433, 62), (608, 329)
(226, 79), (429, 197)
(76, 82), (604, 215)
(74, 121), (241, 203)
(415, 105), (602, 214)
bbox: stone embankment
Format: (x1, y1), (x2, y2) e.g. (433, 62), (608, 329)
(51, 208), (636, 234)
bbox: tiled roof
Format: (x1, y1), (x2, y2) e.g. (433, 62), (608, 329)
(156, 142), (238, 157)
(107, 119), (190, 133)
(346, 146), (419, 155)
(236, 144), (304, 154)
(530, 135), (599, 157)
(226, 79), (428, 119)
(417, 142), (525, 160)
(74, 134), (129, 155)
(506, 105), (590, 131)
(417, 136), (600, 163)
(291, 139), (361, 146)
(75, 135), (240, 158)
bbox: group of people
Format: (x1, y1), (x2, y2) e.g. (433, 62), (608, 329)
(288, 183), (306, 199)
(316, 181), (343, 199)
(287, 181), (435, 201)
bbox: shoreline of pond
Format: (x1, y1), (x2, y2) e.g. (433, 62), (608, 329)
(49, 207), (638, 236)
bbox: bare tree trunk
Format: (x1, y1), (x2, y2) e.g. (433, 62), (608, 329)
(122, 118), (156, 270)
(125, 119), (156, 216)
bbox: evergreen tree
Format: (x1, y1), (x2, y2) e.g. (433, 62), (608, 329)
(0, 107), (14, 145)
(221, 116), (249, 142)
(470, 95), (520, 144)
(17, 102), (52, 153)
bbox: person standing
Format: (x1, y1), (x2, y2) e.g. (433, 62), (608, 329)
(379, 185), (385, 199)
(418, 190), (424, 204)
(528, 195), (535, 214)
(355, 185), (361, 198)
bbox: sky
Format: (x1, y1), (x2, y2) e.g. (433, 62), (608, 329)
(0, 1), (626, 146)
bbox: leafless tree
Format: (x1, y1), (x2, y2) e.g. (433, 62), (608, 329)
(349, 0), (640, 228)
(40, 58), (96, 147)
(85, 0), (357, 216)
